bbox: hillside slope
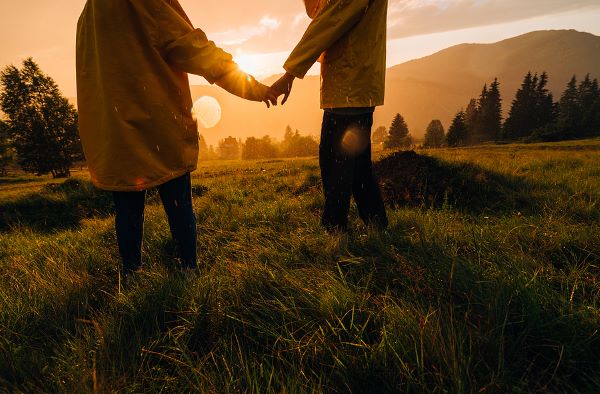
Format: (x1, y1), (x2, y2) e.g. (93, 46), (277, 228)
(192, 30), (600, 144)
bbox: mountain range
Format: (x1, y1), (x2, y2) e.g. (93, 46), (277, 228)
(191, 29), (600, 145)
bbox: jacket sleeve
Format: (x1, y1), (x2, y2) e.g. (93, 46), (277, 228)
(284, 0), (370, 79)
(157, 0), (266, 101)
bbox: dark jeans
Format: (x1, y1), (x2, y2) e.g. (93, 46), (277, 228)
(113, 172), (197, 274)
(319, 111), (388, 232)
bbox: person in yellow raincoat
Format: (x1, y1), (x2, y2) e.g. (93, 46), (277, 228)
(76, 0), (276, 278)
(271, 0), (388, 233)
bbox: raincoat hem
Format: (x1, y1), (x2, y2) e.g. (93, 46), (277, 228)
(91, 166), (197, 192)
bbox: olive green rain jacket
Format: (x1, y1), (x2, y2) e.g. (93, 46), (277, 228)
(76, 0), (267, 191)
(284, 0), (387, 109)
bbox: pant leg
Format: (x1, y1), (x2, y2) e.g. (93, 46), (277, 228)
(351, 114), (388, 229)
(319, 112), (356, 232)
(113, 190), (147, 274)
(158, 172), (197, 269)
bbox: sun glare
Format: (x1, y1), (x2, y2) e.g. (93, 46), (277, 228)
(234, 54), (261, 75)
(193, 96), (222, 129)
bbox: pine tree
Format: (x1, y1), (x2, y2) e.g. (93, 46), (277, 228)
(446, 110), (468, 147)
(503, 72), (540, 140)
(556, 75), (580, 139)
(470, 84), (488, 143)
(578, 74), (599, 137)
(478, 78), (502, 142)
(423, 120), (445, 148)
(0, 58), (82, 177)
(593, 80), (600, 136)
(464, 98), (478, 144)
(534, 72), (556, 131)
(384, 113), (411, 149)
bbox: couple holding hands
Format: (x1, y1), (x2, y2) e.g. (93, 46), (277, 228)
(76, 0), (388, 277)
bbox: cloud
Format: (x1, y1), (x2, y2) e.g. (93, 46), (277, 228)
(209, 15), (282, 46)
(387, 0), (600, 38)
(204, 0), (600, 54)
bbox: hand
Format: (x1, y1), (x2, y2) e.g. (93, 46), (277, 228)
(270, 72), (295, 105)
(262, 84), (278, 108)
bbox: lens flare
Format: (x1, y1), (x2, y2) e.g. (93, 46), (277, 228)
(341, 125), (369, 157)
(192, 96), (222, 129)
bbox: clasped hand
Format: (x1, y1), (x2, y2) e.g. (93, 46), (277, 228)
(262, 72), (295, 108)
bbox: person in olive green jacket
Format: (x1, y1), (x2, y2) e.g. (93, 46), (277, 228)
(271, 0), (388, 233)
(76, 0), (276, 278)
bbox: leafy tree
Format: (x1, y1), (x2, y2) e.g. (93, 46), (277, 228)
(198, 134), (218, 160)
(242, 136), (278, 160)
(372, 126), (387, 145)
(423, 120), (445, 148)
(281, 128), (318, 158)
(384, 113), (411, 149)
(217, 136), (240, 159)
(446, 110), (468, 147)
(0, 58), (82, 178)
(0, 119), (15, 175)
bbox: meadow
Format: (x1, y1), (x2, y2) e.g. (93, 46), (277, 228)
(0, 139), (599, 393)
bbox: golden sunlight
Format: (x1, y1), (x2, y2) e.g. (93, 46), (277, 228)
(193, 96), (222, 129)
(234, 53), (261, 75)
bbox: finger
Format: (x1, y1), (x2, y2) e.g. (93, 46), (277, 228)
(282, 91), (291, 105)
(264, 99), (270, 108)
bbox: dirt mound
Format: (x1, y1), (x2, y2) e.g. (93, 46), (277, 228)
(374, 151), (529, 213)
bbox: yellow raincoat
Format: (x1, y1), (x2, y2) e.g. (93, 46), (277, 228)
(76, 0), (267, 191)
(284, 0), (388, 109)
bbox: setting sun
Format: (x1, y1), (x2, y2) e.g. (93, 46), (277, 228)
(193, 96), (222, 129)
(234, 53), (261, 76)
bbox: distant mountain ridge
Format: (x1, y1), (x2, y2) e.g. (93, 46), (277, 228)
(189, 29), (600, 144)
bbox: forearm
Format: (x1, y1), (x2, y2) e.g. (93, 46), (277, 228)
(215, 71), (267, 102)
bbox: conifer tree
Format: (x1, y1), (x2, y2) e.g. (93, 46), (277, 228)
(0, 58), (82, 177)
(556, 75), (580, 139)
(478, 78), (502, 142)
(423, 120), (445, 148)
(446, 110), (468, 147)
(471, 84), (488, 143)
(577, 74), (600, 137)
(464, 98), (478, 144)
(504, 72), (541, 140)
(534, 72), (556, 131)
(384, 113), (411, 149)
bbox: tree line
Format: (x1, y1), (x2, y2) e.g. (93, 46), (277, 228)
(201, 126), (319, 161)
(0, 59), (319, 176)
(2, 59), (599, 176)
(379, 71), (600, 149)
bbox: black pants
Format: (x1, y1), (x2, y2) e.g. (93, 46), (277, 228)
(113, 172), (197, 274)
(319, 111), (388, 232)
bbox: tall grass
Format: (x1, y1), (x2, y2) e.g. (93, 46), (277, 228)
(0, 141), (599, 392)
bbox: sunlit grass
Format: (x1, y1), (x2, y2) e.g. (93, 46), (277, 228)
(0, 141), (599, 392)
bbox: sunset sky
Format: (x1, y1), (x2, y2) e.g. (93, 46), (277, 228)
(0, 0), (600, 97)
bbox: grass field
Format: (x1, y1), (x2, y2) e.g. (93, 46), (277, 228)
(1, 139), (599, 393)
